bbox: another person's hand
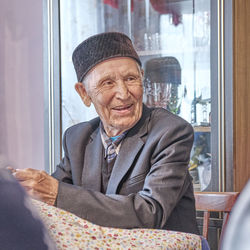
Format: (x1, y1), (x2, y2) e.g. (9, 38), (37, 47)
(10, 168), (58, 206)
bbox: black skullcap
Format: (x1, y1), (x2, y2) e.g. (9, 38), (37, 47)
(72, 32), (142, 82)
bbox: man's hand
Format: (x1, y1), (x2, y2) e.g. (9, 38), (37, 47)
(10, 168), (58, 206)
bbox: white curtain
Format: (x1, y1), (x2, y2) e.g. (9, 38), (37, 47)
(0, 0), (44, 170)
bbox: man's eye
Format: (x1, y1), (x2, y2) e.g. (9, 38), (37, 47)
(126, 76), (137, 82)
(102, 80), (113, 86)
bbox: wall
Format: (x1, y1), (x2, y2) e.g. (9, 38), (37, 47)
(234, 0), (250, 191)
(0, 0), (44, 170)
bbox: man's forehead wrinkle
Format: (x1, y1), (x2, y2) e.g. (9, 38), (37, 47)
(89, 69), (138, 84)
(98, 70), (134, 81)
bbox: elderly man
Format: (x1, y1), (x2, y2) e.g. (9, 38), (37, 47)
(12, 32), (199, 234)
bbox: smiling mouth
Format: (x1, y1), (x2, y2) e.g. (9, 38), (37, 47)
(112, 104), (133, 112)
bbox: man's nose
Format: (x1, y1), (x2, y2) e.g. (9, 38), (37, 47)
(115, 80), (130, 99)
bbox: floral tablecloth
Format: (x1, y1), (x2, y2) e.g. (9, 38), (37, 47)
(32, 200), (202, 250)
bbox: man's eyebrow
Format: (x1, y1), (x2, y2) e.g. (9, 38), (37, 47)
(96, 70), (141, 85)
(97, 74), (114, 85)
(122, 70), (141, 76)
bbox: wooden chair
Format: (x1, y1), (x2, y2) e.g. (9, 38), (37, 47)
(194, 192), (239, 241)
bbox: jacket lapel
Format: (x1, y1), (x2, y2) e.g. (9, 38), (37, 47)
(106, 105), (151, 194)
(81, 128), (103, 191)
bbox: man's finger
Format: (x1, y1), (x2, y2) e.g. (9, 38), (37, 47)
(13, 168), (43, 181)
(19, 179), (37, 190)
(22, 187), (40, 200)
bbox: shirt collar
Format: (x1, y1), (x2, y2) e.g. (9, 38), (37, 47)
(100, 123), (127, 157)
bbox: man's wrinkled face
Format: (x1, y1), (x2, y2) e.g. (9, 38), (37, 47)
(76, 57), (144, 137)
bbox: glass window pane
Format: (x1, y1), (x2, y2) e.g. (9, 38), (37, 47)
(60, 0), (215, 192)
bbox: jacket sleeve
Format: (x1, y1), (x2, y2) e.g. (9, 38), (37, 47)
(52, 129), (73, 185)
(52, 118), (195, 231)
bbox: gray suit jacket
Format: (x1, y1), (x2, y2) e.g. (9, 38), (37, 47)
(52, 105), (199, 234)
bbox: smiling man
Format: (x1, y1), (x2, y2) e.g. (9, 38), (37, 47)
(12, 32), (199, 234)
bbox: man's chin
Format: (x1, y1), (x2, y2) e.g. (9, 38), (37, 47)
(112, 119), (138, 131)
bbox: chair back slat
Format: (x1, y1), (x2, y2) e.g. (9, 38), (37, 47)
(194, 192), (239, 241)
(203, 211), (210, 239)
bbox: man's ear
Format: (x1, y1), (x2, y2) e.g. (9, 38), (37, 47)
(75, 82), (91, 107)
